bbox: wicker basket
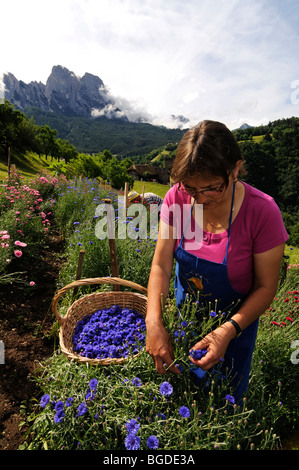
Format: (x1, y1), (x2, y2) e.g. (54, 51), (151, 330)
(52, 277), (148, 365)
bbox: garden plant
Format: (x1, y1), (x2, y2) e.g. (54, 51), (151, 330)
(0, 174), (298, 451)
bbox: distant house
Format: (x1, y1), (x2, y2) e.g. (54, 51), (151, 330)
(127, 164), (159, 181)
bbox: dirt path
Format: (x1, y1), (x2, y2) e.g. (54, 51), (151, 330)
(0, 227), (65, 450)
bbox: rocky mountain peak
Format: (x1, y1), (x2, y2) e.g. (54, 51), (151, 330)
(3, 65), (113, 118)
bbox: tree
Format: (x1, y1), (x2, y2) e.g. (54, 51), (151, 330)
(0, 100), (36, 173)
(69, 154), (103, 179)
(55, 138), (78, 162)
(121, 157), (133, 170)
(105, 157), (134, 189)
(36, 125), (57, 158)
(239, 141), (278, 199)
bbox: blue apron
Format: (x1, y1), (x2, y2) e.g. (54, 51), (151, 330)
(173, 183), (259, 403)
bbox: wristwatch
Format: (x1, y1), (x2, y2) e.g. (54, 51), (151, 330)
(227, 318), (242, 337)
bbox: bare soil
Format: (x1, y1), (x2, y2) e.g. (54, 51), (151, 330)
(0, 227), (65, 450)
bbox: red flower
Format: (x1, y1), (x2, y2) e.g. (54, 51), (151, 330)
(286, 317), (293, 322)
(271, 321), (280, 326)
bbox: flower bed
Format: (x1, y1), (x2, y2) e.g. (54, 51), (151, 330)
(14, 177), (299, 451)
(0, 171), (64, 283)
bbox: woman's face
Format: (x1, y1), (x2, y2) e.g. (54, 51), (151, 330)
(181, 173), (232, 207)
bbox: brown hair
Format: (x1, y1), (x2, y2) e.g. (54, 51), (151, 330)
(171, 120), (245, 186)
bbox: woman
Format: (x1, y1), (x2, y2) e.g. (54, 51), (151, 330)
(145, 120), (288, 403)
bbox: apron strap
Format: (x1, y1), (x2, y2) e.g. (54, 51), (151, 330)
(223, 182), (236, 264)
(178, 198), (196, 248)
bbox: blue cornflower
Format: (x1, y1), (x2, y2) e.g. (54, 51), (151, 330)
(179, 406), (190, 418)
(147, 435), (159, 449)
(225, 394), (235, 405)
(89, 379), (98, 390)
(125, 434), (141, 450)
(175, 363), (184, 372)
(72, 306), (146, 360)
(85, 388), (96, 400)
(174, 329), (185, 338)
(77, 402), (88, 416)
(54, 400), (64, 412)
(40, 394), (50, 408)
(65, 397), (74, 407)
(125, 419), (140, 435)
(190, 348), (208, 360)
(132, 377), (142, 387)
(159, 381), (173, 396)
(210, 310), (217, 317)
(54, 410), (65, 423)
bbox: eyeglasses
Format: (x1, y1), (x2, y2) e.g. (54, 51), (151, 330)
(178, 181), (227, 197)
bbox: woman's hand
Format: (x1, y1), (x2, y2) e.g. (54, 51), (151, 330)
(146, 320), (181, 375)
(189, 322), (236, 370)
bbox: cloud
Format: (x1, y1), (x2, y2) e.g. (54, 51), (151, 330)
(0, 75), (5, 103)
(91, 86), (153, 123)
(1, 0), (299, 129)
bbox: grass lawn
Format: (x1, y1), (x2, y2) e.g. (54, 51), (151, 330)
(0, 151), (59, 181)
(132, 180), (170, 198)
(286, 245), (299, 264)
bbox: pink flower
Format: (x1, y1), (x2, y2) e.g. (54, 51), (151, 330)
(14, 240), (27, 247)
(0, 230), (8, 235)
(14, 250), (22, 258)
(1, 234), (10, 240)
(30, 281), (35, 286)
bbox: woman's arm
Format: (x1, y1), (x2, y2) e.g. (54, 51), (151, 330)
(190, 243), (286, 370)
(145, 220), (180, 375)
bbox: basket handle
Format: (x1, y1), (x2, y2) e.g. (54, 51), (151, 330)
(52, 277), (148, 325)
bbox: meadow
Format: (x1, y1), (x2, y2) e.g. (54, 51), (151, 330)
(0, 171), (298, 451)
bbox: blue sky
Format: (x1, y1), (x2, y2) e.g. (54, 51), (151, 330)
(1, 0), (299, 129)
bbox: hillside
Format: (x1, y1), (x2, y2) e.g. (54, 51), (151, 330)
(0, 149), (59, 180)
(24, 106), (185, 156)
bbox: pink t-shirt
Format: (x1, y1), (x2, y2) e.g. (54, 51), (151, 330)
(160, 182), (289, 294)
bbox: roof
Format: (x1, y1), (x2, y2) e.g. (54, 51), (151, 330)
(127, 164), (159, 176)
